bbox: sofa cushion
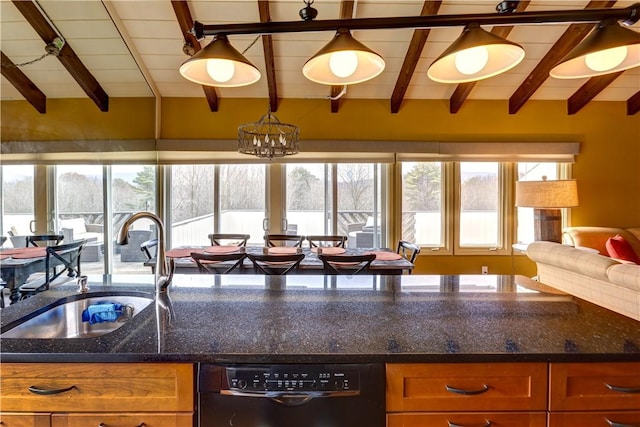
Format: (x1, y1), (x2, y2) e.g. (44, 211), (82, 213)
(606, 234), (640, 264)
(527, 241), (619, 281)
(607, 263), (640, 291)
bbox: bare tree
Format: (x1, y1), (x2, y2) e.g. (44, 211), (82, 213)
(338, 164), (372, 210)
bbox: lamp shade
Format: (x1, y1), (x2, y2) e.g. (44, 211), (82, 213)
(515, 179), (579, 208)
(179, 34), (261, 87)
(302, 28), (385, 85)
(427, 23), (525, 83)
(550, 20), (640, 79)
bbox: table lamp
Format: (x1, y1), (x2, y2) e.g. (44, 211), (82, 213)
(515, 177), (578, 243)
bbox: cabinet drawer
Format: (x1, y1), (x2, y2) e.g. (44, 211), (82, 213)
(51, 412), (193, 427)
(549, 362), (640, 411)
(387, 412), (547, 427)
(386, 363), (548, 412)
(0, 413), (50, 427)
(1, 363), (194, 413)
(548, 411), (640, 427)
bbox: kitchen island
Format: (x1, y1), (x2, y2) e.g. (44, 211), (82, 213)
(1, 273), (639, 363)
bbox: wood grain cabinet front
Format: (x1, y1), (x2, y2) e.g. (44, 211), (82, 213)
(548, 362), (640, 427)
(0, 363), (194, 426)
(388, 412), (547, 427)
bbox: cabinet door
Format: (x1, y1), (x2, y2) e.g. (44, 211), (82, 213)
(386, 363), (548, 412)
(549, 362), (640, 411)
(1, 363), (193, 413)
(0, 413), (50, 427)
(548, 411), (640, 427)
(387, 412), (547, 427)
(51, 412), (193, 427)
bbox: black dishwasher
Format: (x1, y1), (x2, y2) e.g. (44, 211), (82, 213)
(198, 363), (385, 427)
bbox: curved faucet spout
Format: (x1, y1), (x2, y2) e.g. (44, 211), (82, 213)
(117, 211), (172, 294)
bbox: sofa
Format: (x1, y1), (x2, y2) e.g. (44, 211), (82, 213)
(527, 236), (640, 321)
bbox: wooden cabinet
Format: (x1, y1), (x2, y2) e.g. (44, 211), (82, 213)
(0, 413), (50, 427)
(548, 362), (640, 427)
(0, 363), (194, 427)
(387, 363), (548, 427)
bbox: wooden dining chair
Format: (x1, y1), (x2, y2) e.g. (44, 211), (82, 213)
(19, 239), (86, 299)
(191, 252), (247, 274)
(397, 240), (421, 274)
(318, 253), (375, 275)
(247, 253), (305, 275)
(26, 234), (64, 247)
(306, 235), (347, 248)
(208, 233), (250, 247)
(264, 234), (304, 248)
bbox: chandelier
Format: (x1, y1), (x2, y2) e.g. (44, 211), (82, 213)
(238, 111), (300, 159)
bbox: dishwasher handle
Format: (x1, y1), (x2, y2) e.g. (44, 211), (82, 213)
(220, 389), (360, 406)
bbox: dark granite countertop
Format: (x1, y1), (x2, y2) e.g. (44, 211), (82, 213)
(1, 274), (639, 364)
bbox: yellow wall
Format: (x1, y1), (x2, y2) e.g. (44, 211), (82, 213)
(2, 96), (639, 276)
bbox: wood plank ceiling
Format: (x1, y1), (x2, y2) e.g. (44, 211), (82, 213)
(1, 0), (639, 115)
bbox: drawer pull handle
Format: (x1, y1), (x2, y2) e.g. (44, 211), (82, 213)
(28, 385), (76, 395)
(605, 383), (640, 394)
(605, 419), (640, 427)
(447, 420), (491, 427)
(445, 384), (489, 395)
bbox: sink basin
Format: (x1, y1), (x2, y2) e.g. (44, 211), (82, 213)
(1, 294), (154, 339)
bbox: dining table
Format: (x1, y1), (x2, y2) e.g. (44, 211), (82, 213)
(0, 246), (76, 305)
(147, 245), (414, 276)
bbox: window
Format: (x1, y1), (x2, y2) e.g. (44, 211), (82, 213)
(400, 162), (443, 247)
(516, 162), (561, 244)
(285, 164), (330, 236)
(170, 165), (214, 247)
(1, 165), (35, 246)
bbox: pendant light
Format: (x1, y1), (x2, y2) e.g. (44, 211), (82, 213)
(427, 23), (525, 84)
(550, 19), (640, 79)
(303, 28), (385, 85)
(179, 34), (261, 87)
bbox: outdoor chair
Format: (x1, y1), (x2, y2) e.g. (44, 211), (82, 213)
(247, 253), (305, 275)
(397, 240), (421, 274)
(140, 238), (158, 260)
(26, 234), (64, 247)
(264, 234), (304, 248)
(191, 251), (247, 274)
(208, 233), (250, 247)
(318, 253), (375, 275)
(19, 239), (85, 299)
(306, 235), (347, 248)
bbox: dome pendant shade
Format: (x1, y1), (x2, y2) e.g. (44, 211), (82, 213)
(179, 34), (261, 87)
(550, 20), (640, 79)
(303, 29), (386, 85)
(427, 24), (525, 84)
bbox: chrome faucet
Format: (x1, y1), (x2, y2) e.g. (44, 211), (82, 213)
(117, 211), (173, 294)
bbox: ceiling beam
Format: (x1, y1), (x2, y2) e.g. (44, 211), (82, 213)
(449, 0), (530, 114)
(508, 1), (616, 115)
(331, 1), (356, 113)
(12, 0), (109, 112)
(258, 1), (278, 112)
(628, 91), (640, 115)
(567, 71), (624, 115)
(1, 51), (46, 113)
(171, 0), (219, 112)
(390, 1), (442, 114)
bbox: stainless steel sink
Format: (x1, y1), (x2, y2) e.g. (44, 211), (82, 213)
(1, 294), (154, 339)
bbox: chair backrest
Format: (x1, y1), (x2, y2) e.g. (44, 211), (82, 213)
(318, 253), (375, 275)
(0, 236), (6, 247)
(140, 238), (158, 260)
(191, 251), (247, 274)
(397, 240), (420, 274)
(247, 253), (305, 275)
(27, 234), (64, 247)
(306, 235), (347, 248)
(43, 239), (85, 289)
(208, 233), (250, 247)
(264, 234), (304, 247)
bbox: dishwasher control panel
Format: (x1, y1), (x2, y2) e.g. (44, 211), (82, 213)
(224, 365), (361, 393)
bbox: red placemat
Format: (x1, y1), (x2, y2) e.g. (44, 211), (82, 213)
(0, 254), (11, 260)
(268, 247), (298, 255)
(0, 248), (28, 255)
(204, 245), (241, 254)
(311, 247), (346, 255)
(11, 247), (47, 259)
(166, 248), (202, 258)
(364, 251), (403, 261)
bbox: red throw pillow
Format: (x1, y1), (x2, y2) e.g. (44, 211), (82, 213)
(605, 234), (640, 264)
